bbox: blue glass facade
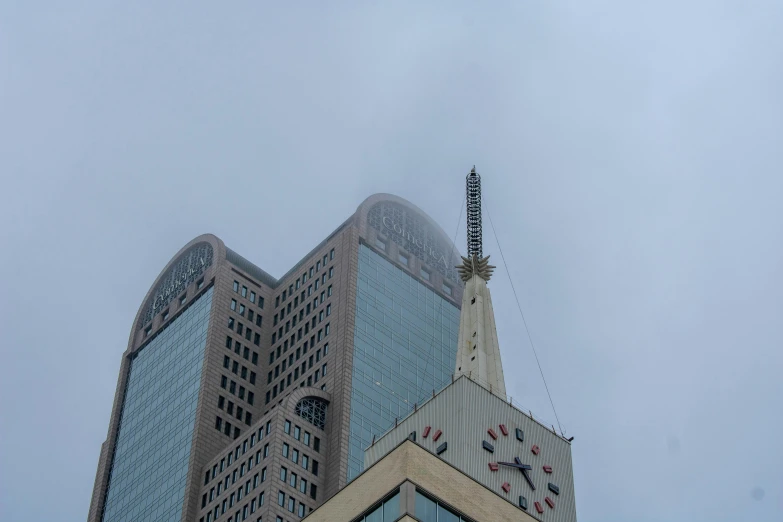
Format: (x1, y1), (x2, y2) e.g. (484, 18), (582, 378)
(102, 288), (213, 522)
(348, 245), (460, 481)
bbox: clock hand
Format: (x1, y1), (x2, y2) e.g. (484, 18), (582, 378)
(514, 457), (536, 491)
(495, 460), (536, 490)
(497, 462), (532, 471)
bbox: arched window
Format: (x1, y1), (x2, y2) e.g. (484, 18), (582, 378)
(295, 397), (328, 430)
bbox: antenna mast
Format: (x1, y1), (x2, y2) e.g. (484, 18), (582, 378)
(466, 167), (483, 258)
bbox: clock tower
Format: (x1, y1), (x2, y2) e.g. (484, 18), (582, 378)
(360, 168), (578, 522)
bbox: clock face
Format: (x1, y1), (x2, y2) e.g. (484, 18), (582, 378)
(418, 425), (448, 457)
(483, 424), (560, 514)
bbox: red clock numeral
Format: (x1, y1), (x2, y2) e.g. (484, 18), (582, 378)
(423, 426), (431, 438)
(531, 445), (540, 455)
(499, 424), (509, 436)
(535, 501), (544, 513)
(501, 482), (511, 493)
(488, 428), (498, 440)
(488, 462), (499, 472)
(545, 497), (555, 509)
(432, 429), (442, 441)
(543, 465), (553, 473)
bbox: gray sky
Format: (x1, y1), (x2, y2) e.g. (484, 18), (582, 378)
(1, 1), (782, 521)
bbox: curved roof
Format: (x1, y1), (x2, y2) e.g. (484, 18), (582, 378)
(132, 193), (461, 333)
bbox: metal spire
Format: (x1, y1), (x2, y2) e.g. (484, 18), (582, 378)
(454, 166), (506, 396)
(466, 166), (483, 259)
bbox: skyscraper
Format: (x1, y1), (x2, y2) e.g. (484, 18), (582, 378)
(88, 194), (464, 522)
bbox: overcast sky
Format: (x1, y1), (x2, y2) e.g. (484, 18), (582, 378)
(1, 1), (782, 521)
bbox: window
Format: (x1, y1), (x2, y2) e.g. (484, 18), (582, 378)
(231, 299), (237, 311)
(421, 268), (431, 281)
(216, 417), (223, 430)
(282, 443), (289, 458)
(218, 396), (225, 409)
(288, 497), (295, 512)
(301, 454), (309, 470)
(179, 294), (187, 305)
(197, 278), (205, 289)
(292, 448), (299, 464)
(329, 266), (334, 278)
(415, 490), (469, 522)
(398, 253), (409, 266)
(313, 437), (320, 452)
(234, 281), (240, 292)
(289, 472), (297, 487)
(326, 304), (331, 316)
(442, 283), (452, 296)
(280, 467), (287, 481)
(298, 503), (305, 517)
(330, 248), (334, 260)
(250, 291), (256, 303)
(294, 426), (301, 440)
(312, 460), (319, 476)
(310, 484), (317, 500)
(303, 432), (311, 446)
(278, 492), (285, 507)
(299, 478), (307, 494)
(284, 420), (291, 434)
(241, 286), (248, 297)
(228, 317), (235, 329)
(226, 336), (233, 349)
(355, 490), (400, 522)
(327, 285), (332, 297)
(239, 304), (246, 316)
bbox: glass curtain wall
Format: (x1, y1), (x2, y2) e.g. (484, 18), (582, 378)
(102, 288), (213, 522)
(348, 245), (459, 481)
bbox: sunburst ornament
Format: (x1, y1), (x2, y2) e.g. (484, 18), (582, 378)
(456, 253), (496, 282)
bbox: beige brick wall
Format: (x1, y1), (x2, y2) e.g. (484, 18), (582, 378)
(304, 440), (537, 522)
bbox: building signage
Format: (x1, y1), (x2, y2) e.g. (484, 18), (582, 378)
(381, 216), (450, 269)
(140, 243), (214, 326)
(152, 256), (207, 308)
(367, 201), (459, 283)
